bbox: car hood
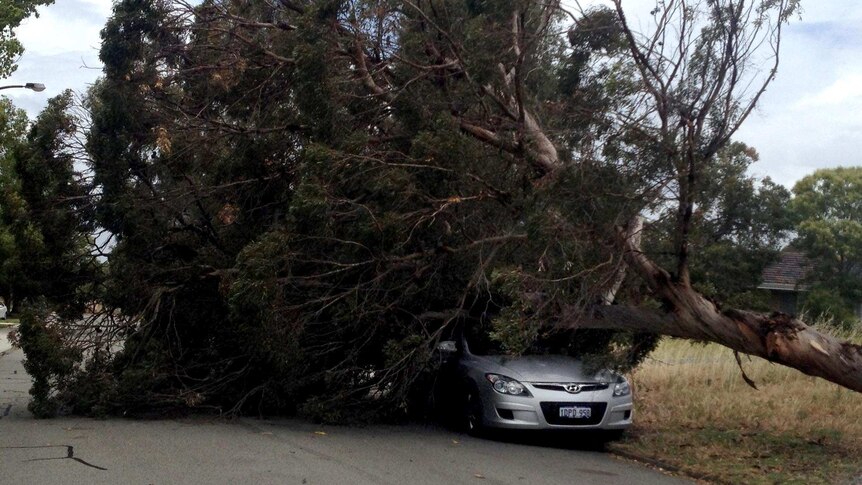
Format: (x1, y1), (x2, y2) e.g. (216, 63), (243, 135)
(476, 355), (613, 383)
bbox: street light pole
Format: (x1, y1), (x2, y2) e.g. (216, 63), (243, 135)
(0, 83), (45, 92)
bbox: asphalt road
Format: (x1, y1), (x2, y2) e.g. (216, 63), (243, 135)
(0, 347), (690, 485)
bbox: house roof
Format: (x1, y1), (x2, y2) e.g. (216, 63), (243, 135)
(759, 251), (811, 291)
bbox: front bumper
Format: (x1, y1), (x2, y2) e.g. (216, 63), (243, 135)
(477, 383), (633, 430)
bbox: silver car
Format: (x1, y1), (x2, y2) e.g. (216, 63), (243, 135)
(437, 334), (633, 438)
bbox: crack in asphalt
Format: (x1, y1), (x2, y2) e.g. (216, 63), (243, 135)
(1, 445), (108, 471)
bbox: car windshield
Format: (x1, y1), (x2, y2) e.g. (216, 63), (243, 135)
(463, 324), (572, 357)
(464, 324), (506, 355)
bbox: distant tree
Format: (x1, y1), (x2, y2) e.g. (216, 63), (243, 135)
(5, 92), (101, 417)
(0, 0), (60, 310)
(0, 0), (55, 77)
(647, 142), (792, 308)
(4, 91), (96, 315)
(0, 97), (29, 311)
(791, 167), (862, 326)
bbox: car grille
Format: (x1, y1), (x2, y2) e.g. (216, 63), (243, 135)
(531, 382), (609, 393)
(540, 402), (607, 426)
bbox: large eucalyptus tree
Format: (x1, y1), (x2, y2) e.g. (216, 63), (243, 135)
(22, 0), (862, 419)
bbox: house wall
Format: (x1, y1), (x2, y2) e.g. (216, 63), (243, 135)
(768, 289), (799, 316)
(769, 292), (862, 322)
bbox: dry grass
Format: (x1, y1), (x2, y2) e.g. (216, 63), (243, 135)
(612, 330), (862, 484)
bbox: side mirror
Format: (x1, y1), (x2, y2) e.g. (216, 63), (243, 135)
(436, 340), (457, 353)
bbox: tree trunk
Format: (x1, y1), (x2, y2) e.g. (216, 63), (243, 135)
(566, 228), (862, 393)
(601, 217), (642, 305)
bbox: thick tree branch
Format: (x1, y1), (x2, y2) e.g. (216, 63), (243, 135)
(565, 218), (862, 393)
(571, 304), (862, 393)
(601, 216), (643, 305)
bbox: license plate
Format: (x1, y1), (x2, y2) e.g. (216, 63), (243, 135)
(558, 406), (591, 419)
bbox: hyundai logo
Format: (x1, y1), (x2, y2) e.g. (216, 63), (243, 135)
(564, 384), (582, 394)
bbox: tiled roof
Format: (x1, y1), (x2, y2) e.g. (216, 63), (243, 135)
(759, 251), (811, 291)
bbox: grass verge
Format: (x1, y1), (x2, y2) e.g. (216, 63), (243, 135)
(610, 335), (862, 484)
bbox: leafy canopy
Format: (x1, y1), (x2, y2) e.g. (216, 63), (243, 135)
(11, 0), (802, 418)
(792, 167), (862, 325)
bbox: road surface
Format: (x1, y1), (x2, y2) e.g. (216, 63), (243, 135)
(0, 348), (689, 484)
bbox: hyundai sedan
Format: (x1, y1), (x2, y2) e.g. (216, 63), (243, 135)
(436, 334), (633, 439)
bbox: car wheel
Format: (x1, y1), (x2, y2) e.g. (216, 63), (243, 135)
(463, 386), (485, 436)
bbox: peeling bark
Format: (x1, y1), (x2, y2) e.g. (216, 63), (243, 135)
(601, 217), (643, 305)
(572, 301), (862, 393)
(522, 110), (561, 175)
(567, 231), (862, 393)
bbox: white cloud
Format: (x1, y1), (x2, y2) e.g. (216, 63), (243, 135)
(735, 2), (862, 188)
(75, 0), (114, 15)
(796, 3), (862, 23)
(16, 1), (109, 56)
(795, 73), (862, 109)
(2, 1), (107, 117)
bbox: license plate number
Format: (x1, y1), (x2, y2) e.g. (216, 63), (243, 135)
(559, 406), (591, 419)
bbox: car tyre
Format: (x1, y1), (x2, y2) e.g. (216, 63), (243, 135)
(463, 385), (485, 436)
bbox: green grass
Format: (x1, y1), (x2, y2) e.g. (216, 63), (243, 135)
(610, 337), (862, 484)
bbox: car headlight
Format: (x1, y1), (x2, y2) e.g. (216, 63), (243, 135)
(485, 374), (532, 397)
(613, 377), (631, 397)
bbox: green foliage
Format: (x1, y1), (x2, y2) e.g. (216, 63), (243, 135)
(800, 287), (857, 330)
(3, 91), (97, 316)
(648, 142), (792, 305)
(486, 268), (660, 372)
(17, 299), (81, 417)
(0, 98), (28, 310)
(1, 91), (107, 416)
(62, 0), (636, 419)
(13, 0), (797, 420)
(792, 167), (862, 222)
(791, 167), (862, 324)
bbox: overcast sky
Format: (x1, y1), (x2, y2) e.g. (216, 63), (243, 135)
(3, 0), (860, 189)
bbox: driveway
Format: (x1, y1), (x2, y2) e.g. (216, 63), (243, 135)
(0, 348), (690, 484)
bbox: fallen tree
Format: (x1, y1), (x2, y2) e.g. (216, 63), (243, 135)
(15, 0), (861, 421)
(335, 0), (862, 393)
